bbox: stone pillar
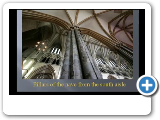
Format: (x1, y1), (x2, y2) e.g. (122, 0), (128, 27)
(74, 29), (103, 79)
(70, 30), (83, 79)
(60, 31), (71, 79)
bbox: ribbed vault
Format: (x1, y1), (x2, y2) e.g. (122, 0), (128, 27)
(22, 10), (133, 51)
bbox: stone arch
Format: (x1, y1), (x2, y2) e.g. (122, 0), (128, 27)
(22, 10), (71, 30)
(26, 64), (56, 79)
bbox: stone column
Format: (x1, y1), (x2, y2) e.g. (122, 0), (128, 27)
(60, 31), (71, 79)
(70, 30), (83, 79)
(74, 29), (103, 79)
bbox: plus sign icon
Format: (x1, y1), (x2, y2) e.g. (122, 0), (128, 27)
(137, 75), (158, 96)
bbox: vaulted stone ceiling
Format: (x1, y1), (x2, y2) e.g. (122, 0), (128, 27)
(23, 10), (133, 50)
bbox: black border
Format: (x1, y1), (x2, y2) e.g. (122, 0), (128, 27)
(9, 9), (145, 95)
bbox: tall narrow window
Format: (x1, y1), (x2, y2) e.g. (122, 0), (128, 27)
(45, 58), (50, 63)
(57, 49), (60, 54)
(51, 48), (54, 53)
(52, 59), (56, 64)
(56, 59), (60, 65)
(54, 48), (58, 54)
(51, 47), (61, 55)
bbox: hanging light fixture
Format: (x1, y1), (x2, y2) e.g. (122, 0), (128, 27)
(35, 41), (48, 52)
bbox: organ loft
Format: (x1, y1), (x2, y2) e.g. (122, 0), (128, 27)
(22, 10), (133, 79)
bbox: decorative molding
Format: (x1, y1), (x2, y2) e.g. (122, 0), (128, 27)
(80, 27), (117, 51)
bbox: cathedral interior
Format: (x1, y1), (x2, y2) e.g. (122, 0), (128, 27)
(22, 10), (133, 79)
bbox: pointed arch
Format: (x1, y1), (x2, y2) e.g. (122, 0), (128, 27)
(26, 64), (56, 79)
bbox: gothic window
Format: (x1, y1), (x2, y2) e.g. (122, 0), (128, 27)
(50, 47), (61, 55)
(54, 48), (58, 54)
(52, 59), (56, 64)
(45, 58), (50, 63)
(56, 59), (60, 65)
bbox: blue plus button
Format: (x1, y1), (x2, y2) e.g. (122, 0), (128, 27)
(139, 77), (155, 93)
(137, 75), (158, 96)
